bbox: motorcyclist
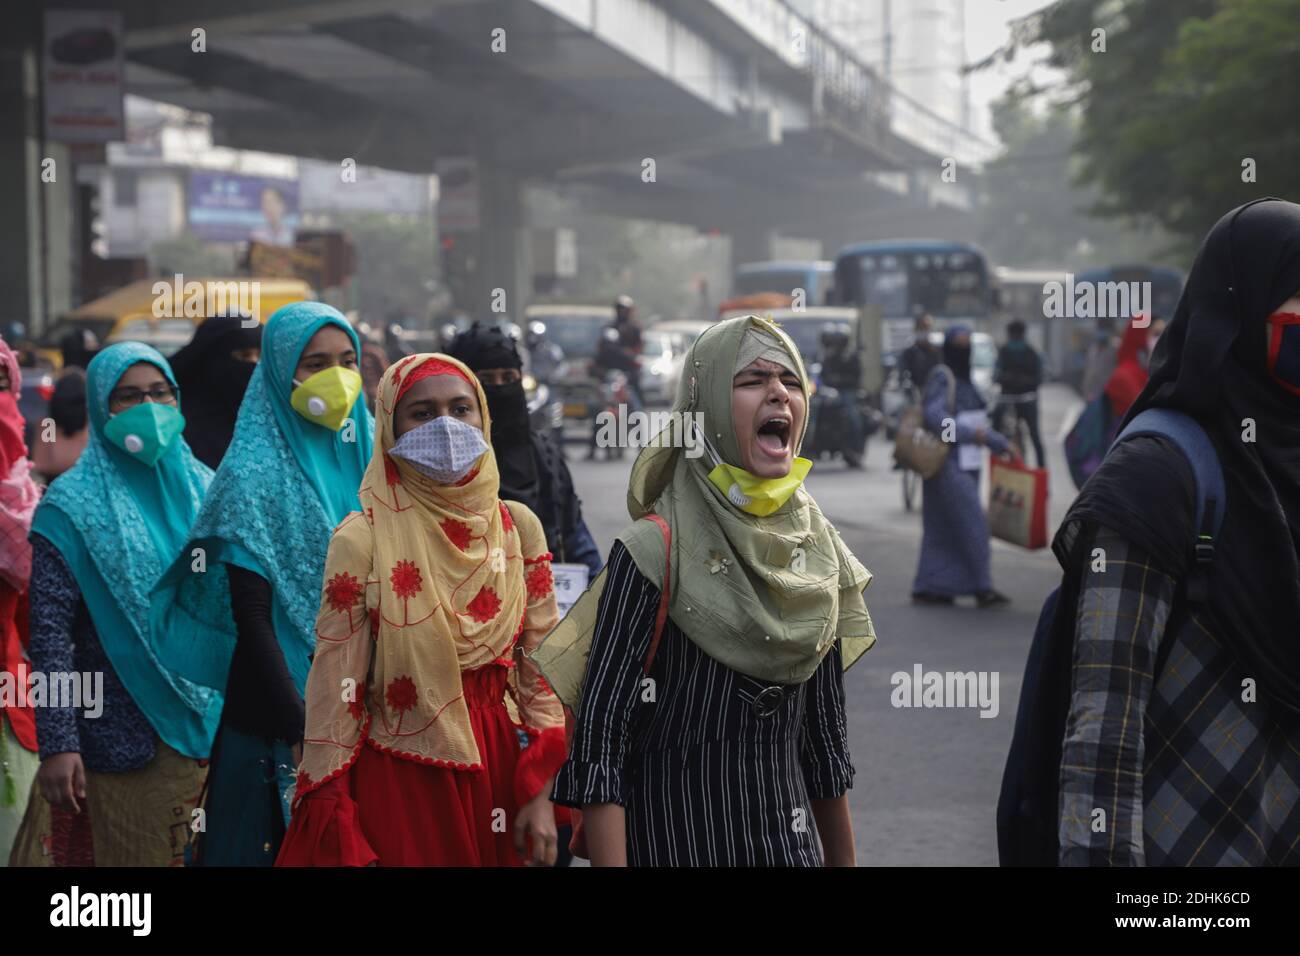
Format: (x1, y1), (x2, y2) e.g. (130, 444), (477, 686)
(525, 320), (565, 383)
(817, 323), (866, 469)
(597, 294), (644, 405)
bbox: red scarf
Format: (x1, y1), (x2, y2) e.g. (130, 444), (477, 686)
(0, 340), (41, 590)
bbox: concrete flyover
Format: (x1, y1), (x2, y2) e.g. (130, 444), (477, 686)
(4, 0), (998, 328)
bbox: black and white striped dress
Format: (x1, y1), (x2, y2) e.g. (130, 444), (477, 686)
(551, 540), (854, 866)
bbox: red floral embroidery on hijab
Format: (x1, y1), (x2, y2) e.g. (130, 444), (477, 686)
(324, 572), (363, 614)
(347, 694), (366, 722)
(499, 502), (514, 532)
(383, 454), (401, 487)
(526, 563), (553, 601)
(390, 560), (423, 598)
(441, 518), (472, 551)
(295, 768), (313, 792)
(386, 675), (418, 713)
(466, 586), (502, 623)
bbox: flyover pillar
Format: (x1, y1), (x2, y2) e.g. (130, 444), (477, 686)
(0, 8), (75, 336)
(469, 162), (532, 325)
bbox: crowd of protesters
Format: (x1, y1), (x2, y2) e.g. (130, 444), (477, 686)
(0, 200), (1297, 868)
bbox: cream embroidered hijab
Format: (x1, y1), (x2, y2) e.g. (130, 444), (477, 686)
(296, 354), (562, 796)
(533, 315), (876, 710)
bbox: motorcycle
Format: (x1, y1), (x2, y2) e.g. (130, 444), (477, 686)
(587, 369), (633, 461)
(803, 365), (880, 469)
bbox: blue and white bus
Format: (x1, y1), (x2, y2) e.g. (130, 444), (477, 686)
(833, 239), (997, 363)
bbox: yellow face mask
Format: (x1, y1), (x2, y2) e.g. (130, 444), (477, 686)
(291, 366), (363, 431)
(706, 457), (813, 517)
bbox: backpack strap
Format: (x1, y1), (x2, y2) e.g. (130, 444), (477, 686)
(1111, 408), (1225, 603)
(640, 513), (672, 676)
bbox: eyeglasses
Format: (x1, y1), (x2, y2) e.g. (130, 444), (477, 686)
(109, 384), (178, 408)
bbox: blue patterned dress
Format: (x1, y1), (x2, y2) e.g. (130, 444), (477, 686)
(912, 368), (1009, 597)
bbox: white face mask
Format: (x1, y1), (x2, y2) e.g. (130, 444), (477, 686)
(388, 415), (488, 484)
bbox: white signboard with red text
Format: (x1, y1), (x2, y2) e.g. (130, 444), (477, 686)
(44, 10), (125, 144)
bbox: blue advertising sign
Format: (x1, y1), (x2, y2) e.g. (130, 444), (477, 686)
(188, 171), (299, 244)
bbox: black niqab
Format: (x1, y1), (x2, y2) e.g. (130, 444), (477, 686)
(169, 316), (263, 469)
(1060, 198), (1300, 711)
(447, 323), (540, 510)
(943, 327), (973, 381)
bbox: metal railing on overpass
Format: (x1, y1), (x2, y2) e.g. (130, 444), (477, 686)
(706, 0), (1000, 167)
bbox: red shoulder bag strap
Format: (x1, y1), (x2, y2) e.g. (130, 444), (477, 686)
(641, 513), (672, 676)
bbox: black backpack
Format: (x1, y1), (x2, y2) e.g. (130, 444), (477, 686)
(996, 408), (1225, 865)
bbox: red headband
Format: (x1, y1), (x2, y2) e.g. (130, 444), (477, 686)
(394, 357), (473, 403)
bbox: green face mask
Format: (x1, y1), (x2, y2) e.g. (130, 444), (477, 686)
(706, 457), (812, 517)
(104, 401), (186, 467)
(291, 366), (362, 431)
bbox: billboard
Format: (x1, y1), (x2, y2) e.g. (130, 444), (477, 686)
(299, 159), (431, 215)
(188, 171), (300, 244)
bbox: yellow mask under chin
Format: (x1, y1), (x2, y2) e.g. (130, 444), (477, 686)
(706, 457), (813, 517)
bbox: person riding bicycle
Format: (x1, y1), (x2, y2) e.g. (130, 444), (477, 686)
(993, 319), (1046, 468)
(898, 312), (941, 396)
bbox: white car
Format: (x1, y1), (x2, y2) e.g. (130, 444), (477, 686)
(638, 330), (689, 406)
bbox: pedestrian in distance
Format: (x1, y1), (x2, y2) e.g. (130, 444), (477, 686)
(993, 319), (1046, 469)
(911, 327), (1017, 608)
(897, 311), (942, 394)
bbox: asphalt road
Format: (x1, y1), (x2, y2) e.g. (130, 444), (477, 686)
(561, 384), (1084, 865)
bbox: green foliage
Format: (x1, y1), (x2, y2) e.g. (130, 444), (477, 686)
(976, 92), (1177, 269)
(1014, 0), (1299, 251)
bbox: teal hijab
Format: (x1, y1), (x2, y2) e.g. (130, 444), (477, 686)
(31, 342), (218, 758)
(150, 302), (374, 697)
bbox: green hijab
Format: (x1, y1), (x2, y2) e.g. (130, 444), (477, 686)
(533, 314), (876, 709)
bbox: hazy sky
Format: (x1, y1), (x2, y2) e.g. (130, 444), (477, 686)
(964, 0), (1058, 139)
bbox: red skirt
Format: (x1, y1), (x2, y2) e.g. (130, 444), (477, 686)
(278, 665), (534, 867)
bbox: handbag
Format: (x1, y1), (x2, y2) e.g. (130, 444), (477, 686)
(568, 512), (672, 862)
(894, 365), (956, 480)
(988, 457), (1049, 550)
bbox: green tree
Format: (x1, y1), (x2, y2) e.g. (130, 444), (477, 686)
(976, 91), (1177, 268)
(993, 0), (1298, 251)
